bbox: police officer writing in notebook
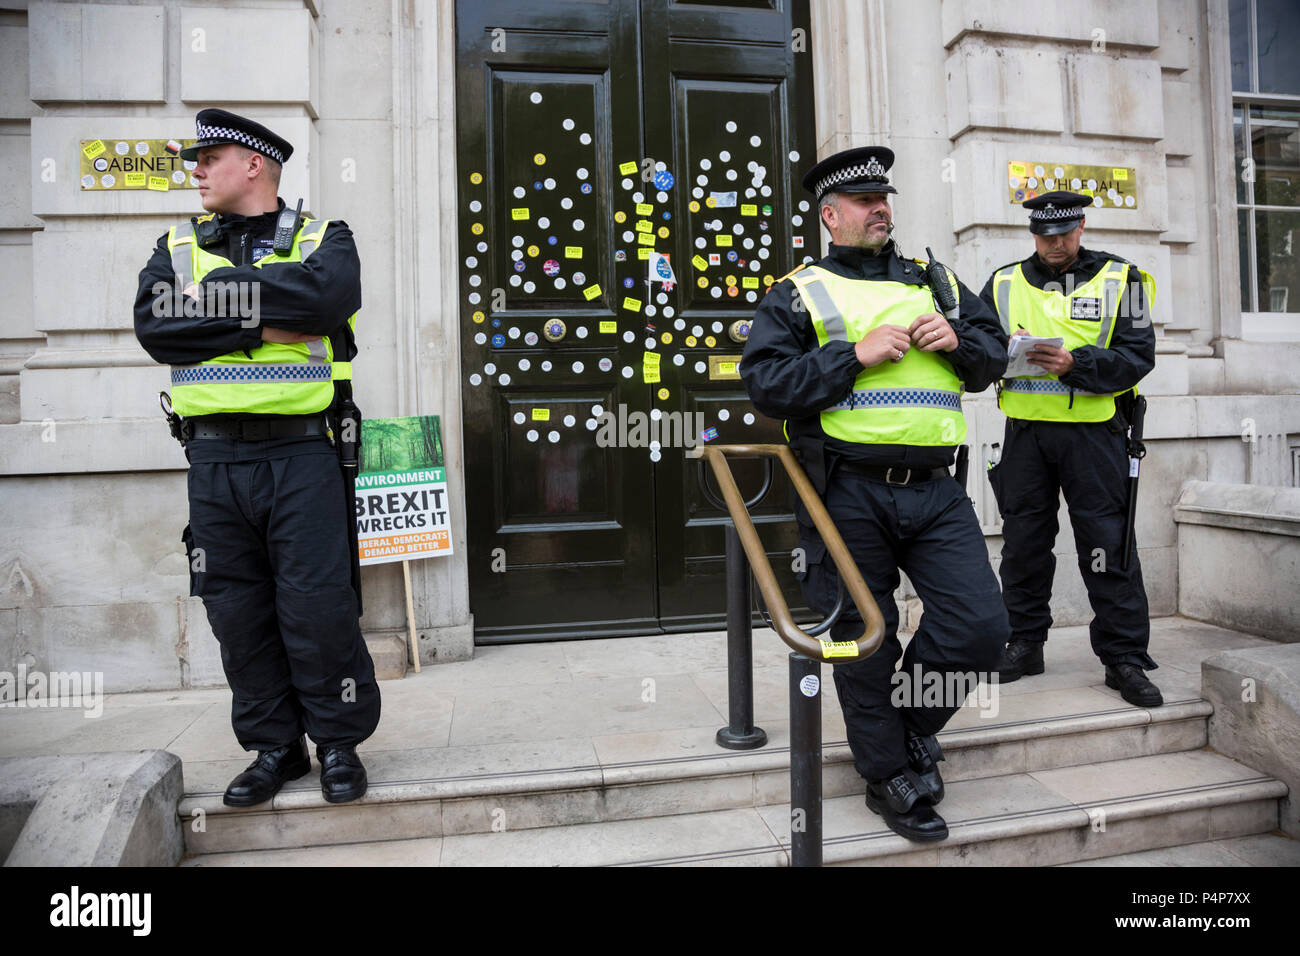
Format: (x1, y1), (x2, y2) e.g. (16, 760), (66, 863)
(980, 191), (1161, 707)
(133, 109), (380, 806)
(741, 147), (1010, 842)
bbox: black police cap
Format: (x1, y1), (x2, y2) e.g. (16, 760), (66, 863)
(1022, 190), (1091, 235)
(180, 109), (294, 165)
(801, 146), (898, 201)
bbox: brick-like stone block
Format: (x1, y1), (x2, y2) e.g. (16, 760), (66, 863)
(1163, 163), (1196, 242)
(29, 2), (166, 103)
(180, 6), (318, 115)
(941, 0), (1160, 49)
(1161, 77), (1195, 157)
(1070, 53), (1165, 141)
(946, 43), (1065, 139)
(0, 242), (36, 342)
(0, 24), (37, 119)
(0, 133), (39, 230)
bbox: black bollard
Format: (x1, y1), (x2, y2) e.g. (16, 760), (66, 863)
(789, 652), (822, 867)
(715, 523), (768, 750)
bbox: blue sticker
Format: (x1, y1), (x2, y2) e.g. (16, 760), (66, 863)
(1014, 189), (1025, 201)
(492, 318), (502, 328)
(491, 333), (505, 348)
(662, 211), (671, 220)
(654, 170), (674, 190)
(726, 250), (738, 262)
(548, 235), (558, 245)
(623, 277), (635, 288)
(534, 181), (543, 190)
(514, 260), (526, 272)
(702, 426), (718, 442)
(580, 182), (593, 194)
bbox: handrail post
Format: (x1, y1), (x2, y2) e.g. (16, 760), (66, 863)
(715, 523), (768, 750)
(789, 652), (822, 867)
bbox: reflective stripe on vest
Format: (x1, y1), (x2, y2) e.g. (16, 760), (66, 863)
(993, 258), (1150, 423)
(164, 216), (356, 417)
(790, 265), (966, 447)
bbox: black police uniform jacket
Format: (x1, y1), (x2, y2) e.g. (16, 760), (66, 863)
(133, 198), (361, 373)
(977, 247), (1155, 408)
(740, 241), (1009, 471)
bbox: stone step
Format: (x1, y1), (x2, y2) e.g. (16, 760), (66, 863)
(182, 750), (1286, 867)
(179, 694), (1212, 856)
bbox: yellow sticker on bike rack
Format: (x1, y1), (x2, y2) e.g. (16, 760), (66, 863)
(818, 640), (859, 659)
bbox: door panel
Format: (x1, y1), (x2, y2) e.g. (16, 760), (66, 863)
(457, 0), (819, 640)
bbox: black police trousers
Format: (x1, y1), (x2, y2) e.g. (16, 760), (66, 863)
(987, 418), (1155, 669)
(184, 436), (381, 751)
(796, 469), (1008, 782)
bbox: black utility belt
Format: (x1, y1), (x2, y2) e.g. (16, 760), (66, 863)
(186, 414), (330, 442)
(836, 461), (950, 486)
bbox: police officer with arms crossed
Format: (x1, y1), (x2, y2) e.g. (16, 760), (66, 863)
(741, 147), (1010, 842)
(980, 190), (1161, 707)
(134, 110), (380, 806)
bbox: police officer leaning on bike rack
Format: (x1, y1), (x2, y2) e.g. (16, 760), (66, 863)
(740, 146), (1011, 843)
(133, 109), (380, 807)
(979, 190), (1162, 708)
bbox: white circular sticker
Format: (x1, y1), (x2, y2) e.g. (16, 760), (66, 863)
(561, 197), (573, 210)
(623, 330), (635, 343)
(712, 321), (724, 333)
(717, 408), (730, 421)
(114, 141), (129, 155)
(725, 121), (737, 133)
(572, 361), (584, 374)
(697, 173), (708, 186)
(525, 332), (539, 346)
(514, 412), (526, 425)
(80, 174), (95, 188)
(621, 366), (634, 378)
(633, 191), (644, 204)
(592, 405), (604, 416)
(645, 305), (656, 317)
(530, 91), (543, 104)
(484, 362), (497, 375)
(580, 132), (592, 145)
(563, 118), (575, 130)
(475, 332), (487, 345)
(513, 235), (525, 247)
(650, 409), (662, 422)
(94, 157), (108, 171)
(577, 167), (589, 180)
(541, 360), (552, 371)
(470, 373), (482, 386)
(664, 307), (675, 318)
(514, 186), (526, 199)
(710, 286), (722, 298)
(644, 337), (656, 350)
(576, 325), (588, 338)
(719, 150), (731, 162)
(547, 430), (560, 443)
(537, 217), (550, 229)
(622, 177), (634, 190)
(507, 326), (520, 339)
(799, 200), (809, 212)
(695, 237), (707, 249)
(649, 449), (662, 462)
(743, 412), (755, 425)
(585, 419), (597, 431)
(465, 256), (479, 268)
(518, 358), (530, 370)
(469, 274), (482, 287)
(526, 429), (539, 442)
(477, 241), (488, 253)
(523, 281), (536, 293)
(672, 353), (685, 366)
(573, 272), (586, 285)
(789, 150), (801, 163)
(695, 361), (707, 374)
(135, 141), (149, 156)
(573, 218), (585, 231)
(623, 230), (635, 243)
(598, 358), (612, 372)
(692, 186), (704, 199)
(544, 177), (556, 190)
(657, 191), (668, 203)
(799, 674), (820, 698)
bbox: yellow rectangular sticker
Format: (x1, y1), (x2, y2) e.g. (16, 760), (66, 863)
(531, 408), (550, 422)
(599, 320), (617, 333)
(637, 247), (651, 260)
(618, 160), (638, 175)
(635, 203), (654, 216)
(692, 254), (708, 271)
(511, 208), (530, 220)
(1112, 168), (1128, 180)
(637, 233), (655, 246)
(715, 234), (733, 247)
(742, 276), (759, 289)
(818, 639), (860, 659)
(147, 176), (170, 191)
(124, 172), (147, 188)
(740, 204), (757, 216)
(583, 284), (602, 301)
(82, 140), (106, 159)
(642, 352), (661, 384)
(708, 354), (743, 381)
(635, 219), (653, 233)
(564, 245), (582, 258)
(1010, 162), (1026, 176)
(622, 297), (641, 312)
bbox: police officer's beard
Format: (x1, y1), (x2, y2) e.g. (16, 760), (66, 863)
(854, 218), (893, 252)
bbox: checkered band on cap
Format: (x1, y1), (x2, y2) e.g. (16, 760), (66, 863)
(814, 158), (889, 199)
(196, 123), (286, 164)
(1030, 203), (1084, 222)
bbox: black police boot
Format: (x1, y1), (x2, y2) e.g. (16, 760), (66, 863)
(1105, 663), (1163, 708)
(904, 731), (945, 804)
(997, 639), (1045, 683)
(865, 769), (948, 843)
(317, 744), (368, 803)
(223, 736), (311, 807)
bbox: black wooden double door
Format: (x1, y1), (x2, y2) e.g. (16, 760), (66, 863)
(456, 0), (821, 642)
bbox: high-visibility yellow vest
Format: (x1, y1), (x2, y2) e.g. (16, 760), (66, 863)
(990, 259), (1155, 423)
(165, 216), (355, 417)
(788, 264), (966, 446)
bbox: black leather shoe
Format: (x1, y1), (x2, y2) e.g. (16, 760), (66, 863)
(865, 769), (948, 843)
(223, 736), (311, 807)
(1105, 663), (1163, 708)
(997, 639), (1044, 682)
(316, 744), (367, 803)
(904, 732), (945, 804)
